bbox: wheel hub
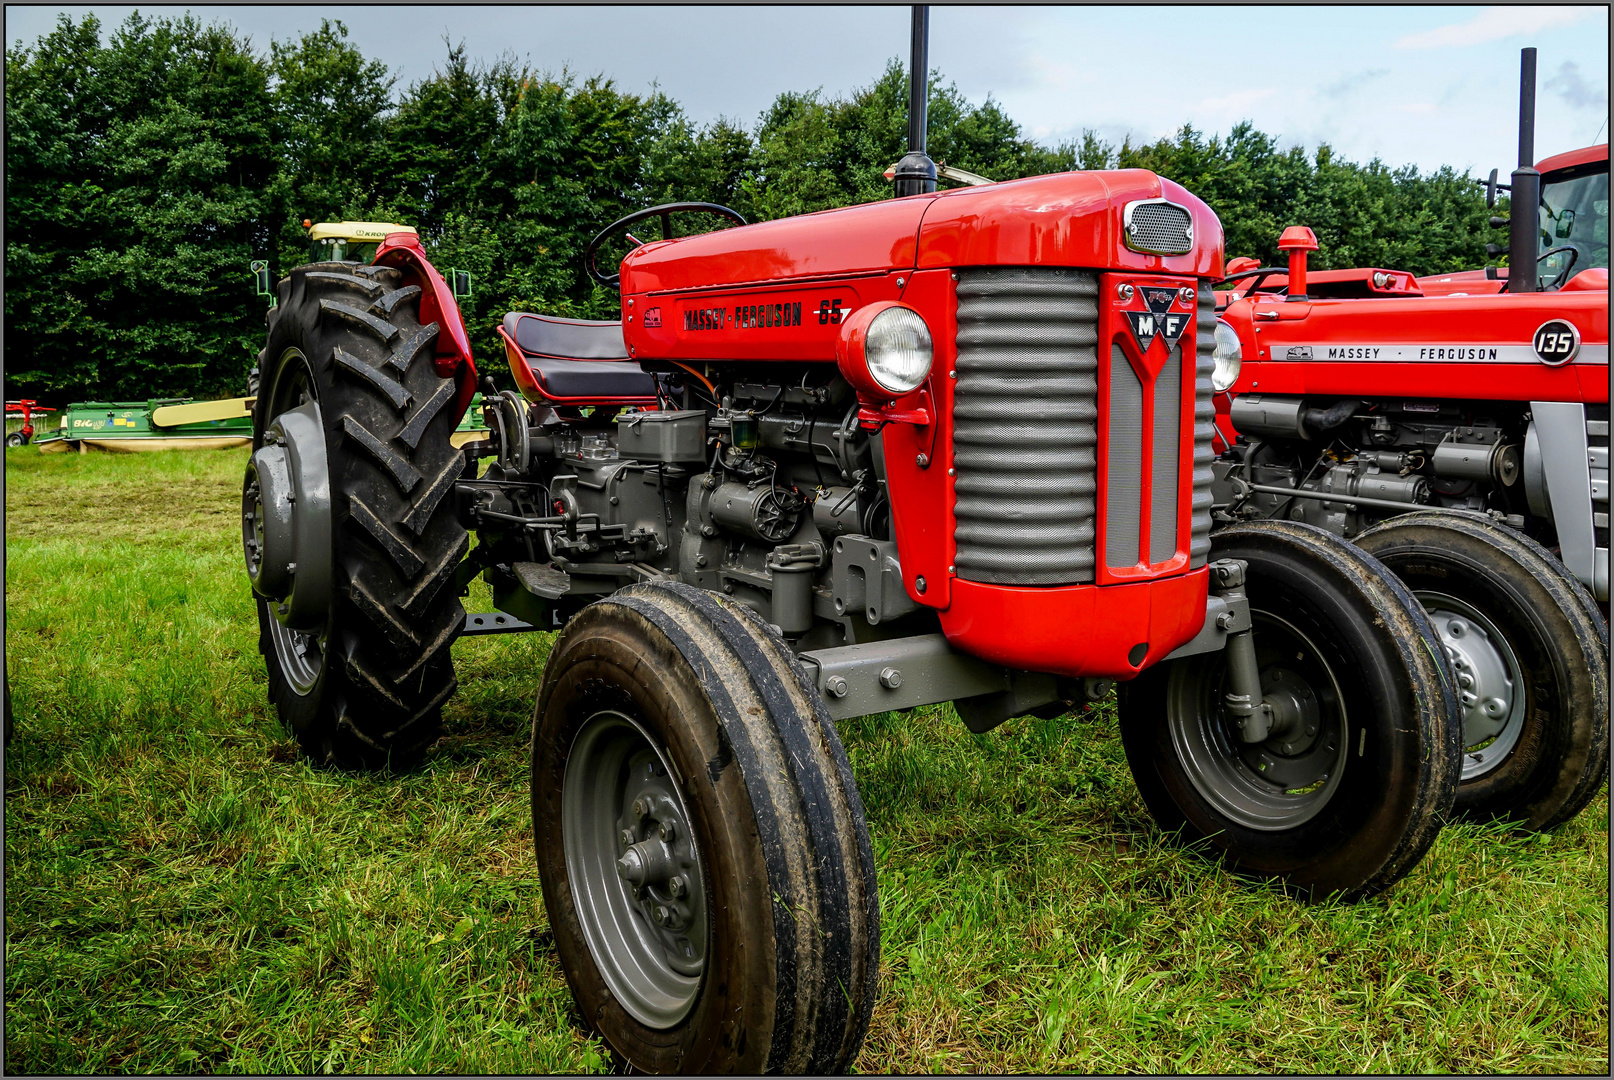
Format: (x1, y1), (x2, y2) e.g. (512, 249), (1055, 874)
(1419, 590), (1524, 780)
(563, 711), (708, 1029)
(1169, 611), (1348, 831)
(241, 401), (332, 631)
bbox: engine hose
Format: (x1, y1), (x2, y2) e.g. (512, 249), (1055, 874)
(1301, 399), (1358, 438)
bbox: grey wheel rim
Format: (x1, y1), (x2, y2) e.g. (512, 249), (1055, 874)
(1168, 611), (1349, 832)
(253, 346), (333, 698)
(563, 711), (707, 1029)
(1419, 590), (1525, 781)
(266, 616), (326, 694)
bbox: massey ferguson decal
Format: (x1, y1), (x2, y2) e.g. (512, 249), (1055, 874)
(683, 300), (804, 331)
(1125, 287), (1192, 353)
(1267, 341), (1608, 364)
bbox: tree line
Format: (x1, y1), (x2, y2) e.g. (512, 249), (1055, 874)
(5, 13), (1499, 402)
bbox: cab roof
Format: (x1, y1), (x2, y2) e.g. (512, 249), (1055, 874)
(1537, 143), (1608, 176)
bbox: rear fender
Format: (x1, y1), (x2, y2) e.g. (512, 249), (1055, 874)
(373, 232), (479, 423)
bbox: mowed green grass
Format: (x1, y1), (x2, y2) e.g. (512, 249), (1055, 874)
(4, 446), (1608, 1074)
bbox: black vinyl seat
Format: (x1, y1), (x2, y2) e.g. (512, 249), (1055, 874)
(501, 312), (659, 400)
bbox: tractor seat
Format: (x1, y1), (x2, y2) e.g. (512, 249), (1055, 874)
(500, 312), (658, 401)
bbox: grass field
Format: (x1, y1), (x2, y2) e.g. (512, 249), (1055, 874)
(4, 445), (1608, 1074)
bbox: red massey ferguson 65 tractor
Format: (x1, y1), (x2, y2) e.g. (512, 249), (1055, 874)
(1210, 48), (1608, 837)
(240, 12), (1461, 1071)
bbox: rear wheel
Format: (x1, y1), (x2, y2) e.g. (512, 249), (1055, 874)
(245, 261), (468, 767)
(532, 582), (879, 1073)
(1120, 521), (1461, 900)
(1356, 511), (1609, 830)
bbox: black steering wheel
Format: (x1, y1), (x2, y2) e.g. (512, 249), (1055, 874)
(1537, 244), (1580, 291)
(584, 202), (747, 288)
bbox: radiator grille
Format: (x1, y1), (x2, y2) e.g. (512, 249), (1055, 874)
(953, 268), (1099, 585)
(1190, 285), (1216, 567)
(1125, 200), (1194, 256)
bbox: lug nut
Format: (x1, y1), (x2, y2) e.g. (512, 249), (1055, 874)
(669, 875), (687, 898)
(652, 905), (670, 925)
(619, 829), (635, 849)
(632, 799), (648, 819)
(658, 821), (676, 843)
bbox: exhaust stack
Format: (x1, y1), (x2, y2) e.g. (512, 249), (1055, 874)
(1507, 47), (1540, 293)
(891, 6), (938, 197)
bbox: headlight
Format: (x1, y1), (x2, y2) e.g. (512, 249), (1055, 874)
(1211, 319), (1243, 392)
(863, 306), (933, 394)
(836, 302), (934, 398)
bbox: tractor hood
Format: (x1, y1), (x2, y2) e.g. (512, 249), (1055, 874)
(618, 169), (1224, 296)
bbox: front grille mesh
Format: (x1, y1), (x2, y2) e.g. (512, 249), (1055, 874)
(953, 268), (1099, 585)
(1126, 201), (1193, 255)
(1189, 284), (1217, 566)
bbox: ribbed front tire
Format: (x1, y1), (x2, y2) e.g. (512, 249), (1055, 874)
(532, 582), (880, 1073)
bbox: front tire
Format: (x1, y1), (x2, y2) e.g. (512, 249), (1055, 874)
(249, 261), (469, 767)
(1356, 511), (1609, 830)
(1120, 521), (1461, 901)
(532, 582), (879, 1073)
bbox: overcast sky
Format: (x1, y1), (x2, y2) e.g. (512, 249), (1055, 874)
(5, 5), (1609, 177)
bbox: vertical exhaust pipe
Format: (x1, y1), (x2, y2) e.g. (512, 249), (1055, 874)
(1507, 47), (1540, 293)
(891, 5), (937, 196)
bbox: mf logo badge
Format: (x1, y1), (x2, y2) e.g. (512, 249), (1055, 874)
(1285, 346), (1313, 360)
(1532, 319), (1580, 366)
(1125, 287), (1191, 354)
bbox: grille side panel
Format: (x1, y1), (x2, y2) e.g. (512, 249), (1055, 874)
(1189, 284), (1217, 567)
(953, 268), (1099, 585)
(1150, 346), (1182, 563)
(1105, 344), (1143, 568)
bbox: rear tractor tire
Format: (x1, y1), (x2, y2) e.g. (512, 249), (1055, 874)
(532, 582), (880, 1074)
(1356, 511), (1609, 830)
(1120, 521), (1461, 901)
(244, 261), (469, 768)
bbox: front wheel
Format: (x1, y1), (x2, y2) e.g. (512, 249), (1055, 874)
(1120, 521), (1461, 901)
(1356, 511), (1609, 830)
(532, 582), (879, 1073)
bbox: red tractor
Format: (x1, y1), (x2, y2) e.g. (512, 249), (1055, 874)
(241, 10), (1461, 1071)
(1210, 48), (1608, 836)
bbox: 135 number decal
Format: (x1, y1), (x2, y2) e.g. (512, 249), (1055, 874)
(1532, 319), (1581, 366)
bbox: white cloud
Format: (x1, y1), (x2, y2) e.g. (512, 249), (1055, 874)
(1393, 7), (1596, 50)
(1196, 87), (1277, 116)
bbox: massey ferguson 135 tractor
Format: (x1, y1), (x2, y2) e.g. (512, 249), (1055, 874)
(240, 10), (1459, 1071)
(1210, 48), (1608, 836)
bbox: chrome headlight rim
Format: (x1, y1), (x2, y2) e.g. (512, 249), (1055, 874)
(1211, 319), (1243, 392)
(863, 305), (934, 396)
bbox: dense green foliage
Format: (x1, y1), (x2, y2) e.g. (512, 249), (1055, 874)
(6, 13), (1499, 402)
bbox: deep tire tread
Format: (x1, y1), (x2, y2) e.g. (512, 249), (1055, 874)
(255, 261), (468, 768)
